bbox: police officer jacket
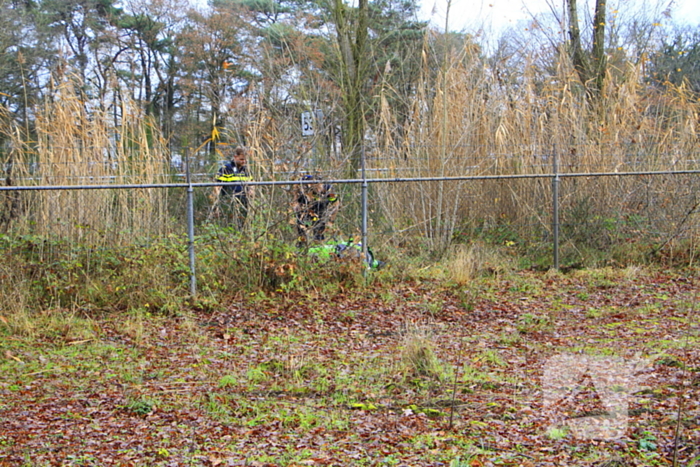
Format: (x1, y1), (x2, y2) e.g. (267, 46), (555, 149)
(217, 162), (252, 196)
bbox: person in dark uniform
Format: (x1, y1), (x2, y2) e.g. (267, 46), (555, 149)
(215, 147), (252, 228)
(293, 174), (339, 243)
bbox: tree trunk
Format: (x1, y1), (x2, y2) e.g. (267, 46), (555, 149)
(332, 0), (368, 176)
(591, 0), (607, 94)
(566, 0), (607, 98)
(566, 0), (590, 87)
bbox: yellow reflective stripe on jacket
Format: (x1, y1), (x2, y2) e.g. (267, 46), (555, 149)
(217, 174), (253, 182)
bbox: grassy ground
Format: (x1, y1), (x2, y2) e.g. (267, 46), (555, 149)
(1, 265), (699, 466)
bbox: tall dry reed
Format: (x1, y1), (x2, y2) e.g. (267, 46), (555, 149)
(2, 76), (172, 246)
(373, 38), (700, 253)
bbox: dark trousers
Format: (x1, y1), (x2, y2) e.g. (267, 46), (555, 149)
(296, 211), (329, 243)
(221, 193), (248, 229)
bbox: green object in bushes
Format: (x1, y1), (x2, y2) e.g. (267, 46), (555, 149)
(307, 239), (384, 269)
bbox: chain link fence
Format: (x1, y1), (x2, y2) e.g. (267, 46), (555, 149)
(2, 146), (699, 294)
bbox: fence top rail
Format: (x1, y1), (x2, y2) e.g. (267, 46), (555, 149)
(1, 169), (699, 191)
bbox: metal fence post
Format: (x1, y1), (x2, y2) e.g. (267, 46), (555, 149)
(361, 144), (369, 268)
(552, 147), (560, 271)
(185, 150), (197, 297)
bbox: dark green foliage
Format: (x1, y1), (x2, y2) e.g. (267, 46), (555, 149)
(220, 0), (293, 19)
(649, 25), (700, 94)
(125, 398), (155, 416)
(0, 0), (56, 117)
(0, 232), (191, 314)
(0, 227), (375, 316)
(118, 13), (170, 51)
(260, 22), (299, 48)
(365, 0), (428, 142)
(38, 0), (123, 69)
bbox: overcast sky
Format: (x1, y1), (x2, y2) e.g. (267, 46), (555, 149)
(419, 0), (700, 33)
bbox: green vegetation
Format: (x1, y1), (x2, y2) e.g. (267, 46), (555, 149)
(1, 1), (699, 267)
(1, 251), (698, 464)
(1, 0), (699, 464)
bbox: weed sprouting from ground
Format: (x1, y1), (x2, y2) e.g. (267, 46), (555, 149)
(399, 324), (446, 382)
(0, 306), (97, 342)
(546, 425), (570, 440)
(445, 242), (506, 285)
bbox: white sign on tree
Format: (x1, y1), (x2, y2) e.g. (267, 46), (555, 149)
(301, 111), (314, 136)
